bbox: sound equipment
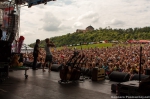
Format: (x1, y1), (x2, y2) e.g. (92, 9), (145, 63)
(0, 64), (9, 83)
(109, 71), (130, 82)
(0, 41), (11, 62)
(139, 76), (150, 96)
(145, 68), (150, 75)
(130, 74), (149, 81)
(92, 67), (105, 81)
(111, 84), (118, 92)
(51, 64), (61, 71)
(118, 81), (140, 96)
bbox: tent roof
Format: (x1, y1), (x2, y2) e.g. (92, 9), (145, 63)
(21, 45), (33, 49)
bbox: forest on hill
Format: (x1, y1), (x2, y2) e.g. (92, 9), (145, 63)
(29, 26), (150, 47)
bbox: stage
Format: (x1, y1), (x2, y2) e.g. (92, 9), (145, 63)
(0, 69), (116, 99)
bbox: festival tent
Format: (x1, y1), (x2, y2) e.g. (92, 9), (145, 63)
(138, 40), (150, 44)
(21, 44), (33, 53)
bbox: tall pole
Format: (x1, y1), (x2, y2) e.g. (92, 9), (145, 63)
(139, 46), (142, 84)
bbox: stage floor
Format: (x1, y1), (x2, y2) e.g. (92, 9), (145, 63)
(0, 69), (116, 99)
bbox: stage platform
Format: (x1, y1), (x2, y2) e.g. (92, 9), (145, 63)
(0, 69), (116, 99)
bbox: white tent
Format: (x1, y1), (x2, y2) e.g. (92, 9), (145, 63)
(21, 44), (33, 53)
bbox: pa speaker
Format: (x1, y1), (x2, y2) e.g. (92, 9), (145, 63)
(0, 41), (11, 62)
(109, 71), (130, 82)
(51, 64), (61, 71)
(145, 69), (150, 75)
(130, 74), (149, 81)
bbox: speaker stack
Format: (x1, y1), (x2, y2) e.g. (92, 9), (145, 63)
(0, 41), (11, 62)
(117, 74), (149, 96)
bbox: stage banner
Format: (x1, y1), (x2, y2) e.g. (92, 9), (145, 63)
(2, 7), (14, 28)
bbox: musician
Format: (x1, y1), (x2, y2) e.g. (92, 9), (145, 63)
(32, 39), (40, 70)
(43, 38), (55, 72)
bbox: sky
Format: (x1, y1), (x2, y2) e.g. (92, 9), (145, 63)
(19, 0), (150, 44)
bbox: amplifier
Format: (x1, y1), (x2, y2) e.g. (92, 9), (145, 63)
(0, 41), (11, 62)
(92, 67), (105, 81)
(118, 81), (140, 96)
(145, 68), (150, 75)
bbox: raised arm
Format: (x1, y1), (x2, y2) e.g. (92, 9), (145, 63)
(47, 42), (55, 47)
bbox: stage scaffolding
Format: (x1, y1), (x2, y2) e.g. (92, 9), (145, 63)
(0, 0), (20, 42)
(0, 0), (56, 43)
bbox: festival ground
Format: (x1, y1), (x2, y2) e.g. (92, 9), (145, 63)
(0, 69), (116, 99)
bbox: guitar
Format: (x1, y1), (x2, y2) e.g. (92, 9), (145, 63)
(70, 54), (85, 81)
(59, 52), (79, 81)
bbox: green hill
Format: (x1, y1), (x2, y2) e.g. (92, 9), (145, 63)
(29, 26), (150, 48)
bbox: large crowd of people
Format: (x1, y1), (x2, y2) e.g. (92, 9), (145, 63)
(22, 42), (150, 75)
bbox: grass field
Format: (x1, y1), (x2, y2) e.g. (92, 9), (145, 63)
(56, 43), (113, 50)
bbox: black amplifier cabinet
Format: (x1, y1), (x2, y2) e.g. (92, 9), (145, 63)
(145, 68), (150, 75)
(0, 41), (11, 62)
(118, 81), (140, 96)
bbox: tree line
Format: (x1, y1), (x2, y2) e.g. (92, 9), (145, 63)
(29, 26), (150, 47)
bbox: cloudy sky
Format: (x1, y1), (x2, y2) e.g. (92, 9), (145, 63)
(20, 0), (150, 44)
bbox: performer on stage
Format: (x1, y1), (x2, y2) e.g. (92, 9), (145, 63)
(43, 38), (55, 72)
(33, 39), (40, 70)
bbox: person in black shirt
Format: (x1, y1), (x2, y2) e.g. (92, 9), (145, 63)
(32, 39), (40, 70)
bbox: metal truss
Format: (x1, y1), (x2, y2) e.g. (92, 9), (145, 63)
(0, 0), (56, 43)
(0, 0), (20, 43)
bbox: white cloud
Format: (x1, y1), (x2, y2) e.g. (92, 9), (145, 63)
(19, 0), (150, 44)
(41, 12), (61, 31)
(73, 22), (83, 28)
(104, 19), (125, 27)
(78, 11), (98, 20)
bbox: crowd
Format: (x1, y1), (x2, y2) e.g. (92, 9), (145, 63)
(22, 43), (150, 75)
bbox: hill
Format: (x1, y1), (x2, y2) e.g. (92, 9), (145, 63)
(29, 26), (150, 47)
